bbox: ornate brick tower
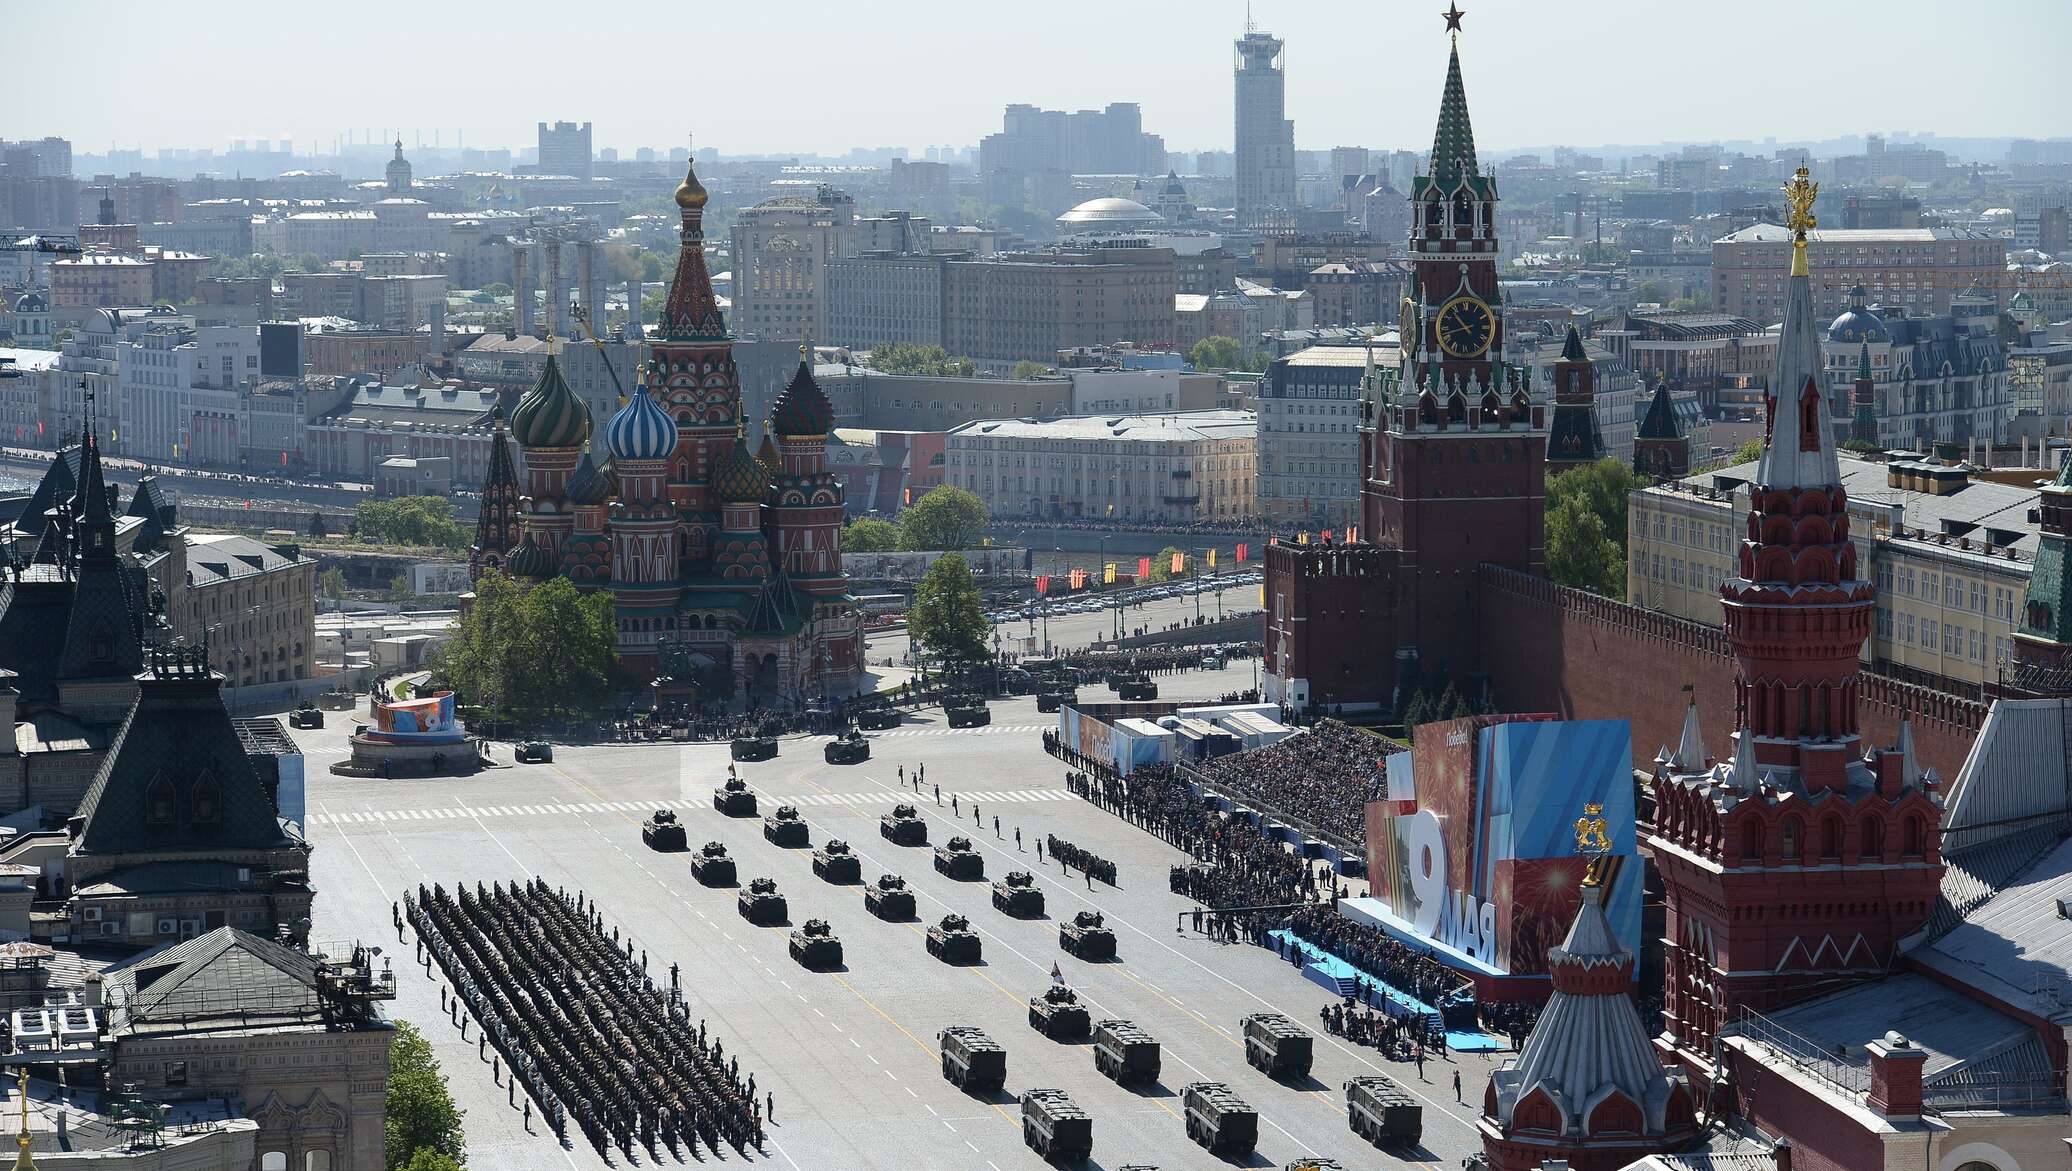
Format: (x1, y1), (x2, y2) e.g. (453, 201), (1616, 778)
(508, 348), (590, 562)
(650, 159), (737, 566)
(1481, 883), (1701, 1171)
(766, 350), (846, 598)
(1647, 170), (1945, 1085)
(1545, 323), (1605, 474)
(469, 406), (521, 580)
(1357, 7), (1545, 689)
(605, 379), (680, 669)
(1848, 341), (1879, 447)
(1631, 374), (1690, 481)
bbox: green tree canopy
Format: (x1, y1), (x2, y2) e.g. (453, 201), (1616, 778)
(870, 343), (978, 378)
(308, 510), (329, 538)
(1545, 492), (1627, 597)
(1546, 457), (1640, 551)
(319, 566), (348, 600)
(1010, 360), (1053, 380)
(1189, 335), (1242, 373)
(1148, 545), (1186, 583)
(898, 486), (989, 551)
(841, 517), (901, 553)
(353, 497), (469, 550)
(1732, 437), (1765, 465)
(433, 574), (617, 726)
(909, 553), (990, 663)
(386, 1021), (466, 1169)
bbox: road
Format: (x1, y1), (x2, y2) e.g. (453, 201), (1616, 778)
(863, 580), (1264, 672)
(300, 660), (1498, 1170)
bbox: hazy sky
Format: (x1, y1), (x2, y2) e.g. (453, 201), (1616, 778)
(9, 0), (2070, 158)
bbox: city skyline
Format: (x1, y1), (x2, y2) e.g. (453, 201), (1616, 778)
(8, 0), (2071, 162)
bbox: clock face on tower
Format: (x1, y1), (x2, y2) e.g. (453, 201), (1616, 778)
(1436, 296), (1495, 359)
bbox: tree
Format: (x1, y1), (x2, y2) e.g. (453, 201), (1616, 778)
(1546, 457), (1640, 551)
(1011, 360), (1053, 380)
(385, 1021), (466, 1169)
(909, 554), (990, 664)
(1842, 437), (1882, 454)
(1731, 438), (1765, 466)
(898, 486), (988, 551)
(870, 343), (978, 378)
(386, 573), (414, 603)
(431, 573), (616, 727)
(308, 510), (329, 538)
(1633, 281), (1667, 305)
(400, 1152), (463, 1171)
(353, 497), (470, 550)
(841, 517), (901, 553)
(319, 567), (348, 600)
(1546, 492), (1626, 597)
(1148, 545), (1185, 583)
(1190, 335), (1242, 373)
(480, 281), (511, 298)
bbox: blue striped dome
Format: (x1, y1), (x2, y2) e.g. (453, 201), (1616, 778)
(605, 384), (676, 462)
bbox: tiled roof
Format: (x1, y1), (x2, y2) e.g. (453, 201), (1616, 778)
(105, 927), (369, 1038)
(184, 535), (310, 588)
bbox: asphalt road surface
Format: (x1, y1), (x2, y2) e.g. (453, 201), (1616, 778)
(301, 660), (1501, 1170)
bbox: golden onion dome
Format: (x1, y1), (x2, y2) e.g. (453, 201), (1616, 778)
(674, 158), (709, 210)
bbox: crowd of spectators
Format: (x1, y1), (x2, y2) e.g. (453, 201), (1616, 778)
(1190, 719), (1388, 846)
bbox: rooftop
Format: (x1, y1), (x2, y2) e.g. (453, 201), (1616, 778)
(948, 409), (1254, 445)
(1716, 223), (2000, 246)
(185, 534), (312, 587)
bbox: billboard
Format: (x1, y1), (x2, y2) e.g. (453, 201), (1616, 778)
(1364, 715), (1636, 977)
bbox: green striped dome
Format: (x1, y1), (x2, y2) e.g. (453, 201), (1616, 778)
(511, 353), (590, 449)
(713, 434), (771, 504)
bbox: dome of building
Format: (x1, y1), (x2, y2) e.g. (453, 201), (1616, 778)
(769, 353), (834, 437)
(713, 433), (772, 504)
(1056, 196), (1165, 229)
(504, 532), (555, 580)
(755, 433), (781, 476)
(605, 383), (676, 462)
(510, 354), (590, 449)
(565, 451), (610, 506)
(674, 158), (708, 210)
(1828, 286), (1889, 344)
(12, 291), (47, 313)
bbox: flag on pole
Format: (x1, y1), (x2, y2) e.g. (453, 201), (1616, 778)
(1105, 503), (1115, 516)
(1137, 557), (1151, 580)
(1347, 525), (1359, 544)
(1207, 548), (1216, 568)
(1298, 531), (1310, 545)
(1069, 568), (1087, 590)
(1321, 529), (1334, 542)
(1171, 551), (1185, 575)
(1036, 574), (1051, 595)
(1236, 543), (1249, 562)
(1103, 563), (1116, 584)
(1050, 961), (1063, 983)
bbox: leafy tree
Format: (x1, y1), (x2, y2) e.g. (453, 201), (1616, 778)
(898, 486), (988, 551)
(870, 343), (979, 378)
(1400, 688), (1430, 736)
(1189, 335), (1242, 373)
(1148, 545), (1185, 583)
(909, 554), (990, 664)
(1732, 438), (1765, 465)
(385, 1021), (466, 1169)
(1546, 492), (1626, 596)
(1011, 360), (1053, 380)
(353, 497), (469, 550)
(319, 567), (348, 600)
(1842, 437), (1882, 454)
(1633, 281), (1667, 305)
(386, 573), (414, 602)
(308, 511), (329, 538)
(1546, 457), (1639, 551)
(480, 282), (511, 298)
(1439, 682), (1470, 721)
(841, 517), (901, 553)
(432, 574), (616, 727)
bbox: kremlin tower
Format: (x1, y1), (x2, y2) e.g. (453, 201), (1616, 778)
(1646, 169), (1944, 1083)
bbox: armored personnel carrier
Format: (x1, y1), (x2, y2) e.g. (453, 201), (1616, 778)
(289, 703), (324, 729)
(762, 804), (809, 848)
(641, 809), (687, 851)
(690, 841), (736, 886)
(1059, 911), (1117, 961)
(788, 919), (843, 969)
(880, 803), (928, 846)
(934, 835), (985, 881)
(1281, 1160), (1345, 1170)
(737, 877), (788, 925)
(1021, 1088), (1092, 1165)
(855, 706), (901, 731)
(1241, 1012), (1313, 1079)
(946, 698), (991, 728)
(812, 838), (862, 883)
(1181, 1081), (1257, 1156)
(824, 729), (871, 764)
(713, 775), (758, 817)
(938, 1026), (1005, 1094)
(1344, 1075), (1423, 1149)
(1028, 984), (1091, 1041)
(1092, 1019), (1160, 1085)
(865, 873), (916, 921)
(729, 734), (777, 762)
(1116, 674), (1157, 701)
(1035, 688), (1077, 713)
(991, 870), (1044, 917)
(926, 913), (982, 964)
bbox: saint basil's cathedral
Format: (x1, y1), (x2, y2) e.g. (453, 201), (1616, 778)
(469, 160), (861, 694)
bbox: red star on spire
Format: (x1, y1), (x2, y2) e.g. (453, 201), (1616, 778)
(1442, 1), (1465, 32)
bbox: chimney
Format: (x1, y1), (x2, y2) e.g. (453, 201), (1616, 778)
(545, 239), (565, 340)
(1773, 1137), (1792, 1171)
(579, 239), (605, 340)
(512, 242), (533, 337)
(624, 278), (643, 340)
(1866, 1032), (1926, 1117)
(426, 287), (446, 365)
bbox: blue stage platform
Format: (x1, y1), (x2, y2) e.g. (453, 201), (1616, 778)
(1268, 930), (1509, 1053)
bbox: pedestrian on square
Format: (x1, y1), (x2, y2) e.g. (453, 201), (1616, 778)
(994, 815), (1001, 838)
(1015, 827), (1022, 849)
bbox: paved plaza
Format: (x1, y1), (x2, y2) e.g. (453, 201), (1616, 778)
(301, 649), (1499, 1170)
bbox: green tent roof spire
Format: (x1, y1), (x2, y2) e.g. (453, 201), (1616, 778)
(1429, 39), (1479, 186)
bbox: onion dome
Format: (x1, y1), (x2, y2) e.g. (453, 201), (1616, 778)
(675, 158), (709, 210)
(755, 433), (781, 476)
(713, 432), (772, 504)
(566, 451), (609, 506)
(605, 383), (676, 462)
(1828, 285), (1888, 344)
(504, 532), (555, 580)
(510, 353), (590, 449)
(769, 349), (834, 437)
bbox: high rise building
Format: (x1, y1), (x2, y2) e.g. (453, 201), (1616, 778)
(537, 120), (594, 180)
(977, 103), (1165, 178)
(728, 186), (856, 345)
(1234, 28), (1296, 229)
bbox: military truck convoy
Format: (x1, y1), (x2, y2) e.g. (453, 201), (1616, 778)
(1182, 1081), (1258, 1156)
(762, 804), (809, 848)
(1242, 1012), (1314, 1079)
(926, 913), (982, 963)
(1059, 911), (1117, 960)
(938, 1025), (1006, 1095)
(737, 877), (787, 925)
(1021, 1087), (1093, 1164)
(1344, 1074), (1423, 1148)
(812, 839), (861, 883)
(880, 803), (928, 846)
(788, 919), (842, 969)
(991, 870), (1044, 917)
(934, 836), (985, 880)
(690, 841), (735, 886)
(1028, 984), (1091, 1040)
(865, 874), (916, 920)
(713, 775), (758, 817)
(1092, 1019), (1160, 1085)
